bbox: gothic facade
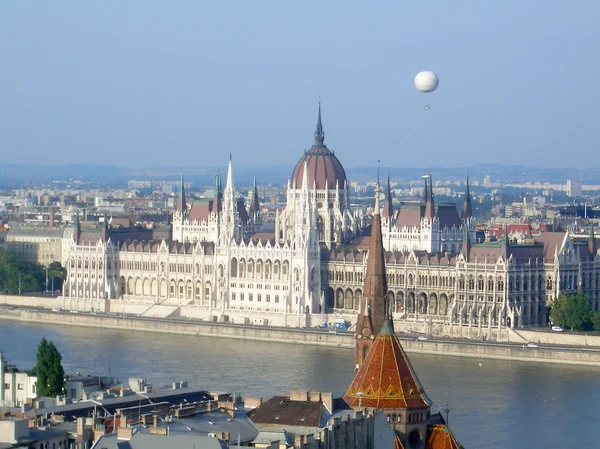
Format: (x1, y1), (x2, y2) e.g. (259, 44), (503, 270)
(61, 106), (600, 330)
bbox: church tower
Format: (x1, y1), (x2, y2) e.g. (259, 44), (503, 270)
(462, 176), (473, 220)
(355, 182), (388, 369)
(221, 157), (239, 244)
(345, 320), (433, 448)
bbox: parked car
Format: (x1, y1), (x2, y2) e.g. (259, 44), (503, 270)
(551, 325), (564, 332)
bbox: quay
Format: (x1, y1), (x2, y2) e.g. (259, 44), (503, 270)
(2, 304), (600, 367)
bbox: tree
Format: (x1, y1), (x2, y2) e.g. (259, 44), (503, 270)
(550, 293), (593, 332)
(35, 337), (65, 397)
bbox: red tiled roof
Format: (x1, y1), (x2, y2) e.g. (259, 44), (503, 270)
(535, 232), (566, 262)
(395, 205), (423, 228)
(425, 424), (461, 449)
(344, 321), (432, 410)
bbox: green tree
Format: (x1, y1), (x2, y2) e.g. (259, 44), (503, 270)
(35, 338), (65, 397)
(592, 312), (600, 332)
(0, 248), (66, 294)
(551, 293), (593, 331)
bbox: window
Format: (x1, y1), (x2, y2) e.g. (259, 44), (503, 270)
(71, 389), (76, 398)
(4, 383), (8, 390)
(17, 383), (23, 390)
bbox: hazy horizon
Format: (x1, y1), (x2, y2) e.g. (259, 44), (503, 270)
(1, 1), (598, 169)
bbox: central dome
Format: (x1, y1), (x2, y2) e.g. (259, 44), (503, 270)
(291, 105), (347, 190)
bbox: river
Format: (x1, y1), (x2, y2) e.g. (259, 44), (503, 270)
(1, 319), (598, 449)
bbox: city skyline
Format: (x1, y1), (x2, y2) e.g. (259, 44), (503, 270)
(1, 1), (599, 169)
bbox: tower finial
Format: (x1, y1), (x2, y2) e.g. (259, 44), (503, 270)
(377, 160), (380, 184)
(374, 182), (381, 216)
(314, 102), (325, 146)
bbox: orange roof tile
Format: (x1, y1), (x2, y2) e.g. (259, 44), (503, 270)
(425, 424), (461, 449)
(344, 321), (432, 410)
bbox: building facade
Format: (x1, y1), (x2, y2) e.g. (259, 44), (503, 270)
(58, 107), (600, 330)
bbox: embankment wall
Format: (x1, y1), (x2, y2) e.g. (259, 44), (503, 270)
(2, 309), (600, 366)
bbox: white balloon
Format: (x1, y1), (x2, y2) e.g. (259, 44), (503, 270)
(414, 71), (439, 93)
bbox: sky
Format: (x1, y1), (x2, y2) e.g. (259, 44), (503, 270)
(1, 1), (598, 170)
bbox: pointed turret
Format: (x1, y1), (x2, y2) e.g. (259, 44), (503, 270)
(176, 174), (187, 215)
(73, 213), (81, 244)
(462, 176), (473, 220)
(221, 156), (239, 242)
(355, 182), (388, 369)
(314, 101), (325, 147)
(424, 174), (435, 219)
(382, 173), (394, 221)
(212, 170), (223, 213)
(100, 212), (109, 242)
(249, 175), (261, 222)
(461, 223), (470, 261)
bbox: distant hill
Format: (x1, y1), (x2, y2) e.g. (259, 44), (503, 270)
(0, 163), (597, 188)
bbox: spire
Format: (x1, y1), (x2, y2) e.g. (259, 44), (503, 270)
(461, 223), (470, 260)
(211, 170), (222, 214)
(249, 175), (261, 220)
(502, 224), (510, 258)
(355, 184), (388, 369)
(314, 102), (325, 146)
(382, 173), (394, 220)
(424, 174), (435, 219)
(177, 174), (187, 215)
(374, 182), (381, 216)
(101, 212), (109, 242)
(73, 213), (80, 244)
(225, 158), (234, 193)
(462, 175), (473, 220)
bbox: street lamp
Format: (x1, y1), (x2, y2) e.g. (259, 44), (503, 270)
(18, 273), (22, 295)
(45, 265), (49, 294)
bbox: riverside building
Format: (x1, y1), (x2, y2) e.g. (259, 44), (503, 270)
(58, 106), (600, 331)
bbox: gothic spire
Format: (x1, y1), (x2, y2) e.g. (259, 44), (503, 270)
(177, 173), (187, 215)
(462, 175), (473, 220)
(355, 182), (389, 369)
(249, 175), (261, 219)
(383, 172), (394, 220)
(424, 174), (435, 219)
(314, 102), (325, 147)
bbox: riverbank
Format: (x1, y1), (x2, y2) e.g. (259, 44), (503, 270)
(2, 308), (600, 367)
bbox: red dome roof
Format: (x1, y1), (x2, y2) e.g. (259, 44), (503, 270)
(291, 105), (347, 190)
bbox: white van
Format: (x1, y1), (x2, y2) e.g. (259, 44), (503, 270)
(551, 325), (564, 332)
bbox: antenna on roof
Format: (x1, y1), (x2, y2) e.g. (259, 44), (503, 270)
(444, 401), (450, 428)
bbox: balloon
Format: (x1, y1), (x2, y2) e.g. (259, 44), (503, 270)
(414, 71), (439, 93)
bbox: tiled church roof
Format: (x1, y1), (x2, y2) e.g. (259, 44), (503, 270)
(344, 321), (432, 410)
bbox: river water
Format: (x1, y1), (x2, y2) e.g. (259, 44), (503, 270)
(1, 320), (599, 449)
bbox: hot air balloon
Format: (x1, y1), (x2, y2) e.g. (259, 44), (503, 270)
(414, 71), (439, 110)
(414, 71), (439, 93)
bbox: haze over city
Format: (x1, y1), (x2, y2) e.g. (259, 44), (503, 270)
(1, 1), (598, 169)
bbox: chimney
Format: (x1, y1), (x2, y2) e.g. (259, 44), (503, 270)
(119, 415), (127, 428)
(290, 391), (309, 402)
(152, 415), (158, 428)
(76, 417), (85, 435)
(116, 427), (133, 441)
(309, 391), (321, 402)
(321, 392), (334, 413)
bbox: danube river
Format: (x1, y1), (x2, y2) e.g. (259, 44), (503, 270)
(1, 320), (599, 449)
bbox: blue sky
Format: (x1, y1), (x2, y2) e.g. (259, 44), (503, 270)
(1, 1), (598, 169)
